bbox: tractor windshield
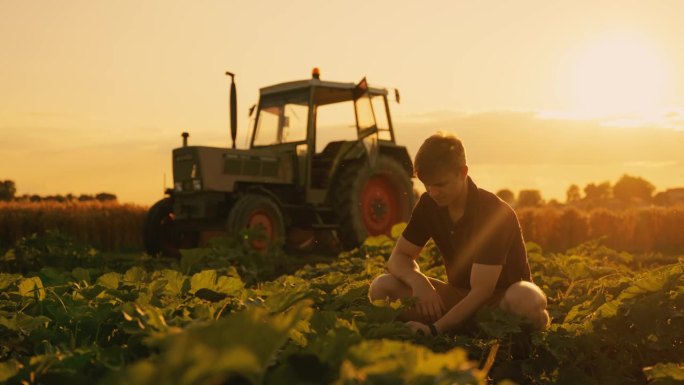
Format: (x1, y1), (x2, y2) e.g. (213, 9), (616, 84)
(354, 94), (391, 141)
(355, 93), (376, 135)
(253, 92), (309, 147)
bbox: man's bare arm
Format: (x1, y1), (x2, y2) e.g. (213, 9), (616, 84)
(387, 236), (424, 286)
(432, 263), (502, 333)
(387, 236), (445, 322)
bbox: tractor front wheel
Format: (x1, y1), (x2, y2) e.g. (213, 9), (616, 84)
(226, 194), (285, 252)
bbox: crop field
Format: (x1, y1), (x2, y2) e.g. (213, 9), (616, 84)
(0, 201), (145, 252)
(2, 201), (684, 255)
(0, 225), (682, 385)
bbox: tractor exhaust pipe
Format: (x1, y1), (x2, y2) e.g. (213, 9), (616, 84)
(225, 71), (238, 149)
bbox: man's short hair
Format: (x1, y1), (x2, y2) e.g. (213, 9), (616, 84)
(414, 132), (466, 181)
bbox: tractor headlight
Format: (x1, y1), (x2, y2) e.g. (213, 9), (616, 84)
(174, 182), (183, 192)
(192, 179), (202, 191)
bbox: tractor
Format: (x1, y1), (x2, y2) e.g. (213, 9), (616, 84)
(143, 68), (415, 256)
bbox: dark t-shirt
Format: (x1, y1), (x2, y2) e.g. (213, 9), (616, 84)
(402, 177), (531, 290)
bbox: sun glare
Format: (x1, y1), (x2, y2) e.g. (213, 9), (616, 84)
(566, 33), (670, 121)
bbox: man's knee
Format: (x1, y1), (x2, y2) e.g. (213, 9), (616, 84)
(368, 273), (407, 302)
(500, 281), (550, 331)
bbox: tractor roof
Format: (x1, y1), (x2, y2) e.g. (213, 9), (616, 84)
(260, 79), (388, 105)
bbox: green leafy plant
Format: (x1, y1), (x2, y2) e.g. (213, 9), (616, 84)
(0, 229), (682, 384)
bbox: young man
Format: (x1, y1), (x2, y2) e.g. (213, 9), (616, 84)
(368, 133), (549, 335)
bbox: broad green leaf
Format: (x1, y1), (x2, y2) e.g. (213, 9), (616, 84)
(17, 277), (45, 301)
(103, 301), (312, 385)
(72, 267), (91, 284)
(363, 235), (393, 248)
(264, 289), (316, 314)
(364, 299), (406, 323)
(146, 278), (168, 296)
(360, 321), (411, 339)
(160, 269), (187, 296)
(0, 316), (17, 331)
(619, 266), (680, 301)
(0, 360), (21, 382)
(190, 270), (217, 294)
(644, 362), (684, 381)
(391, 222), (407, 239)
(563, 304), (593, 324)
(0, 273), (21, 291)
(475, 308), (524, 339)
(124, 266), (146, 284)
(215, 276), (244, 296)
(96, 272), (122, 290)
(343, 339), (481, 384)
(0, 314), (51, 333)
(100, 360), (155, 385)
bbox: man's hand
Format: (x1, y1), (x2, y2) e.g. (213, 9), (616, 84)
(405, 321), (431, 335)
(410, 276), (446, 323)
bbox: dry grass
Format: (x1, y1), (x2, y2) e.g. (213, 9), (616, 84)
(0, 201), (147, 251)
(517, 205), (684, 253)
(2, 201), (683, 254)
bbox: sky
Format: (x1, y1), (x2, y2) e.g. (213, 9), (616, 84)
(1, 0), (684, 204)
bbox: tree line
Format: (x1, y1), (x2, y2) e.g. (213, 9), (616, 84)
(0, 180), (117, 203)
(497, 174), (682, 208)
(3, 174), (680, 208)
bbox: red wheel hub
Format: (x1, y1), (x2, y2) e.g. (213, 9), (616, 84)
(247, 209), (275, 250)
(361, 176), (399, 236)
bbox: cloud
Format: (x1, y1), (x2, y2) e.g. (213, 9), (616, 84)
(393, 110), (684, 166)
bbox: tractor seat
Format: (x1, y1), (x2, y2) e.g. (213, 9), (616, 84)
(314, 140), (346, 159)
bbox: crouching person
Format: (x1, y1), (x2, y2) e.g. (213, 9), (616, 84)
(368, 133), (549, 335)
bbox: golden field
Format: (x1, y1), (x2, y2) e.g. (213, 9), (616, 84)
(0, 201), (146, 252)
(517, 205), (684, 254)
(1, 201), (683, 254)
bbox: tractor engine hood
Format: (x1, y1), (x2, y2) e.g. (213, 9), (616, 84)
(172, 146), (294, 193)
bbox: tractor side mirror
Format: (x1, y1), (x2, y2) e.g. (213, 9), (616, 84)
(394, 89), (401, 104)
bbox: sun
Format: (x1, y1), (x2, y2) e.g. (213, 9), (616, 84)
(566, 33), (670, 120)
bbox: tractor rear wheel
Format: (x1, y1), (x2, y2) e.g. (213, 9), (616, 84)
(226, 194), (285, 252)
(143, 198), (197, 257)
(331, 155), (414, 249)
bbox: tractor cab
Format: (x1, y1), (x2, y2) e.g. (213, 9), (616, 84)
(250, 69), (398, 201)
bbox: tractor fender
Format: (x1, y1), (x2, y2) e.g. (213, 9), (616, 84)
(338, 141), (367, 162)
(232, 185), (286, 212)
(378, 145), (413, 176)
(231, 184), (292, 224)
(337, 142), (413, 176)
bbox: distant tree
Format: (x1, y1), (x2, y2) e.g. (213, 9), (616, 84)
(496, 189), (515, 206)
(96, 193), (117, 202)
(566, 184), (581, 204)
(30, 195), (41, 202)
(584, 181), (612, 202)
(0, 180), (17, 201)
(547, 199), (563, 208)
(613, 174), (655, 203)
(45, 195), (67, 202)
(517, 189), (544, 207)
(78, 194), (95, 202)
(652, 191), (669, 206)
